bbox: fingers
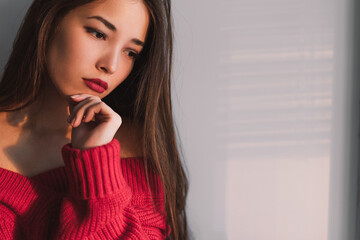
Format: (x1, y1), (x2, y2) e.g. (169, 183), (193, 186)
(68, 95), (102, 127)
(82, 101), (102, 123)
(69, 97), (93, 118)
(73, 101), (101, 127)
(67, 94), (119, 128)
(67, 94), (89, 113)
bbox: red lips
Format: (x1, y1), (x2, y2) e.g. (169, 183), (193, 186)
(83, 78), (108, 93)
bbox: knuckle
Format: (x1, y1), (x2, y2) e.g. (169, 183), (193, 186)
(87, 101), (101, 111)
(114, 113), (122, 123)
(93, 101), (103, 108)
(88, 95), (100, 101)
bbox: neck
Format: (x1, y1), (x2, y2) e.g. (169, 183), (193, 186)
(4, 80), (72, 137)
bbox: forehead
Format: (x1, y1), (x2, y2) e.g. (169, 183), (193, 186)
(71, 0), (149, 40)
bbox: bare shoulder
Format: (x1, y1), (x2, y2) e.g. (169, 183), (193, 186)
(0, 112), (67, 177)
(114, 118), (144, 159)
(0, 112), (24, 172)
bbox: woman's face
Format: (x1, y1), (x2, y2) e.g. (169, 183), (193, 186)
(46, 0), (149, 99)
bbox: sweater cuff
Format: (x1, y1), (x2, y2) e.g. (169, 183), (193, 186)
(61, 139), (130, 200)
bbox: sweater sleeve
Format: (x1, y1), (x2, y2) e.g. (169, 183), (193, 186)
(0, 213), (16, 239)
(0, 218), (14, 240)
(0, 205), (25, 239)
(56, 138), (169, 240)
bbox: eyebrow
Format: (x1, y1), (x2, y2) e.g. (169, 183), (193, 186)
(86, 16), (145, 47)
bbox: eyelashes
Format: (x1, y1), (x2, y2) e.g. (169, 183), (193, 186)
(84, 27), (140, 60)
(85, 27), (107, 40)
(125, 50), (139, 60)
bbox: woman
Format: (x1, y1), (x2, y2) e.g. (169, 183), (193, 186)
(0, 0), (188, 239)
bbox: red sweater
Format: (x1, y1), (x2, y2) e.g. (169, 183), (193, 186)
(0, 139), (170, 239)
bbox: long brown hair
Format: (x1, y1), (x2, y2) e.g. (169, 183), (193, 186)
(0, 0), (189, 239)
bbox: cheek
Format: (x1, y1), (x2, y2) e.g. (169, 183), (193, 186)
(48, 34), (93, 76)
(47, 29), (97, 87)
(112, 63), (134, 88)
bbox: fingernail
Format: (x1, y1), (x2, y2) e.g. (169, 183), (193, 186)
(70, 95), (80, 99)
(71, 118), (76, 127)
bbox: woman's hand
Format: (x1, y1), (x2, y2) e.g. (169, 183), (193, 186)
(67, 94), (122, 149)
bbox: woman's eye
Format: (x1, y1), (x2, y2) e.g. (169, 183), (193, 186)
(126, 50), (139, 60)
(85, 27), (107, 40)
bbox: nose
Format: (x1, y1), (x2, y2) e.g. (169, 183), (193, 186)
(96, 49), (119, 74)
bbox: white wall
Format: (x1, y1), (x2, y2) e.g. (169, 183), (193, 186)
(0, 0), (358, 240)
(172, 0), (358, 239)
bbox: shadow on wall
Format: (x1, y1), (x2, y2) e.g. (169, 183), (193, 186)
(352, 0), (360, 238)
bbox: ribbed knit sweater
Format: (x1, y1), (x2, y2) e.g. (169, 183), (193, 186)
(0, 138), (169, 239)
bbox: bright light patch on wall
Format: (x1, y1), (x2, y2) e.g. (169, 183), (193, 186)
(217, 1), (333, 239)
